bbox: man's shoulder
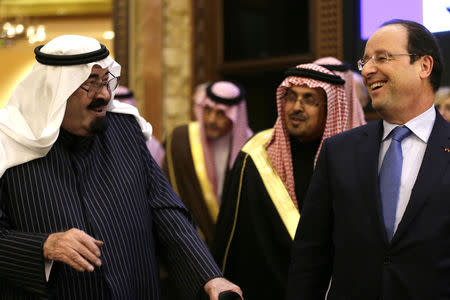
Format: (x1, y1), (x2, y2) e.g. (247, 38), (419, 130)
(242, 128), (273, 153)
(107, 111), (138, 125)
(171, 123), (190, 136)
(327, 121), (380, 145)
(106, 112), (142, 136)
(168, 123), (193, 148)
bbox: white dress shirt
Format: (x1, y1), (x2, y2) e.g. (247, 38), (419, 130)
(378, 105), (436, 233)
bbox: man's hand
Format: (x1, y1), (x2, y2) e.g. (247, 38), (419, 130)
(43, 228), (103, 272)
(204, 277), (243, 300)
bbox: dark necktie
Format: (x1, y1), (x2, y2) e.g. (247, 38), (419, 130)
(379, 126), (412, 241)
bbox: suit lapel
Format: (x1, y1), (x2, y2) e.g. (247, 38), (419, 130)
(393, 113), (450, 243)
(356, 120), (388, 244)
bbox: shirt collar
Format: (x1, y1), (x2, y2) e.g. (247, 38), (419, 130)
(382, 105), (436, 143)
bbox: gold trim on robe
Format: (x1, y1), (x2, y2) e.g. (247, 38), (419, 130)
(188, 122), (219, 222)
(241, 129), (300, 240)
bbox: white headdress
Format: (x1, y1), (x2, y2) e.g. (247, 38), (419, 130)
(0, 35), (152, 176)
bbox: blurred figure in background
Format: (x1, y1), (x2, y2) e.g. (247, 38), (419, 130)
(163, 80), (252, 246)
(435, 86), (450, 121)
(114, 86), (165, 166)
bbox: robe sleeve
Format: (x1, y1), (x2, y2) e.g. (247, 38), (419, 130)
(0, 178), (50, 296)
(210, 151), (248, 270)
(286, 139), (334, 300)
(143, 148), (222, 300)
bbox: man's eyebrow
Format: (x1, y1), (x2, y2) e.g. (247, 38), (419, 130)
(88, 72), (109, 81)
(363, 49), (388, 58)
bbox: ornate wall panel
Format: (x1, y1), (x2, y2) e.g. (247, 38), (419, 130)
(312, 0), (343, 60)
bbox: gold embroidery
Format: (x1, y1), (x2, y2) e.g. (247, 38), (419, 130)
(221, 153), (249, 273)
(242, 129), (300, 240)
(188, 122), (219, 221)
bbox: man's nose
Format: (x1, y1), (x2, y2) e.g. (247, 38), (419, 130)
(97, 84), (111, 100)
(205, 112), (217, 123)
(293, 98), (305, 111)
(361, 59), (377, 79)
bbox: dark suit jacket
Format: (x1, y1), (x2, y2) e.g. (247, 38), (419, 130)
(287, 111), (450, 300)
(0, 113), (221, 300)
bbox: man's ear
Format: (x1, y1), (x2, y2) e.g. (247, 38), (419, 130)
(419, 55), (433, 80)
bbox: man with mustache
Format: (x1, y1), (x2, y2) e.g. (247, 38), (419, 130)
(0, 35), (242, 300)
(212, 63), (359, 299)
(163, 81), (252, 247)
(287, 19), (448, 300)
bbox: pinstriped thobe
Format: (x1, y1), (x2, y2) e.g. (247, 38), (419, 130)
(0, 113), (222, 300)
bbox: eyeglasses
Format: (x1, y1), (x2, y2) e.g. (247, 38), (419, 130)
(282, 89), (323, 107)
(80, 71), (120, 97)
(357, 52), (417, 71)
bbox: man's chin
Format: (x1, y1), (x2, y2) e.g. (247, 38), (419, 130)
(88, 116), (108, 135)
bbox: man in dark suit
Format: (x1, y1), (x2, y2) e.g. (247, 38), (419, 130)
(286, 19), (448, 300)
(0, 35), (241, 300)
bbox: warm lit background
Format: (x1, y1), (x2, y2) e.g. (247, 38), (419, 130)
(1, 0), (449, 139)
(0, 0), (113, 107)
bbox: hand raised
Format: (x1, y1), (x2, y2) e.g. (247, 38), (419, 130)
(43, 228), (103, 272)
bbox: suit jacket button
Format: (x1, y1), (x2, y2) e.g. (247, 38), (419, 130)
(383, 256), (391, 265)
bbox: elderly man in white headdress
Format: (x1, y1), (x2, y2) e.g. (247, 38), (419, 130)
(0, 35), (241, 300)
(163, 81), (253, 247)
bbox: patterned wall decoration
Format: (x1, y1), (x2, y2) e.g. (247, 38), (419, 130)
(312, 0), (344, 60)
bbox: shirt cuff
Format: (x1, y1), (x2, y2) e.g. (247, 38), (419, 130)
(45, 260), (53, 282)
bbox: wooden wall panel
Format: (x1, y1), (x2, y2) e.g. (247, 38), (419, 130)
(142, 0), (163, 139)
(312, 0), (344, 60)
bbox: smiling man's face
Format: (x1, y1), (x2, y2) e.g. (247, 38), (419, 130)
(361, 25), (423, 121)
(283, 85), (327, 142)
(61, 65), (111, 136)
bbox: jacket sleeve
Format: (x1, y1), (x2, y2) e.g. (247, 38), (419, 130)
(0, 178), (50, 296)
(286, 139), (334, 300)
(144, 151), (222, 300)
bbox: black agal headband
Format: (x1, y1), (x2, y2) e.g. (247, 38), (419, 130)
(34, 44), (110, 66)
(284, 67), (345, 85)
(319, 62), (351, 72)
(206, 81), (245, 106)
(114, 91), (134, 99)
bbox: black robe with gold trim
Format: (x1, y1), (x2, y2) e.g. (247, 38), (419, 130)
(163, 122), (223, 246)
(211, 129), (318, 300)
